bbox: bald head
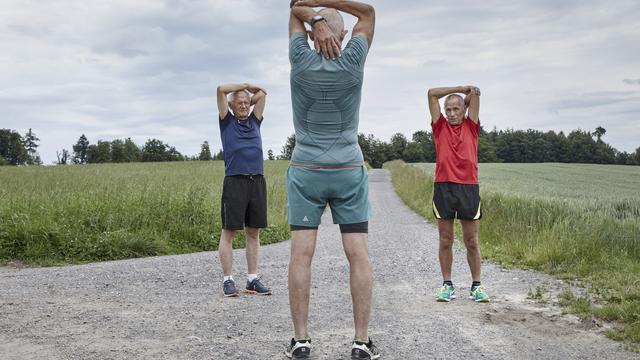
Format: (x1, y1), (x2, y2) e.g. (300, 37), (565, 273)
(318, 8), (345, 36)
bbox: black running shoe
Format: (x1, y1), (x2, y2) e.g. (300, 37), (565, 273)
(285, 338), (311, 359)
(222, 279), (239, 297)
(245, 276), (272, 295)
(351, 338), (380, 359)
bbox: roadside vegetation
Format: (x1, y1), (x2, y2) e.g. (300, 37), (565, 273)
(0, 161), (290, 266)
(384, 160), (640, 345)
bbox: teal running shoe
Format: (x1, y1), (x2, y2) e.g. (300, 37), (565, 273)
(435, 284), (456, 302)
(470, 285), (490, 302)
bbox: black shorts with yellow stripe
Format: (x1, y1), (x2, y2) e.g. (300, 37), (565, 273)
(432, 182), (482, 220)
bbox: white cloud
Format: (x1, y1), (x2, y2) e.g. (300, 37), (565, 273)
(1, 0), (639, 164)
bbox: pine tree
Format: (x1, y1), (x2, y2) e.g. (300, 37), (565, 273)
(199, 141), (213, 161)
(72, 134), (90, 164)
(23, 128), (41, 165)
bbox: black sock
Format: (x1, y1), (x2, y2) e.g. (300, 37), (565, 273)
(443, 280), (453, 287)
(472, 281), (481, 288)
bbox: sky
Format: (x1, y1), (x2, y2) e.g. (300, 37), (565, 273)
(1, 0), (639, 164)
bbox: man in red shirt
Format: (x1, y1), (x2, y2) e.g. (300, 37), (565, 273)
(427, 85), (489, 302)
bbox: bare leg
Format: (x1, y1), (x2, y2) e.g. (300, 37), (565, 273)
(218, 229), (237, 277)
(245, 227), (260, 275)
(342, 232), (373, 341)
(288, 229), (317, 339)
(437, 219), (455, 281)
(460, 220), (481, 282)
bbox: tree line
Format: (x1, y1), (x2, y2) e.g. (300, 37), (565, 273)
(278, 126), (640, 168)
(0, 130), (225, 166)
(3, 126), (639, 167)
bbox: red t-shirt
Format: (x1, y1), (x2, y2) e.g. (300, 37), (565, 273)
(431, 114), (479, 184)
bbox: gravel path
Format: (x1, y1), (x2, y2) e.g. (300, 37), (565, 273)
(0, 169), (634, 359)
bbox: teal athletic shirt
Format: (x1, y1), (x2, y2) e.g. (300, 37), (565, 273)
(289, 32), (369, 166)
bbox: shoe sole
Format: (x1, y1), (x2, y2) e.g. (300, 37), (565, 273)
(468, 295), (490, 302)
(223, 292), (239, 297)
(244, 289), (272, 295)
(436, 294), (456, 302)
(284, 347), (311, 359)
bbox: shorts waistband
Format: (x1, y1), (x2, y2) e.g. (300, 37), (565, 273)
(289, 162), (364, 169)
(228, 174), (263, 178)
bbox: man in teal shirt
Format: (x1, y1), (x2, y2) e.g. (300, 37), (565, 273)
(285, 1), (379, 359)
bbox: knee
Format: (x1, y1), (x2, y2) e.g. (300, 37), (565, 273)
(221, 230), (236, 242)
(439, 236), (454, 250)
(291, 251), (314, 267)
(464, 236), (479, 252)
(245, 228), (260, 241)
(346, 251), (371, 269)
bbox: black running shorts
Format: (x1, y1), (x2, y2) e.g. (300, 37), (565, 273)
(432, 182), (481, 220)
(221, 175), (267, 230)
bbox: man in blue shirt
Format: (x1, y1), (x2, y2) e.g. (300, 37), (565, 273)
(216, 82), (271, 297)
(285, 1), (379, 359)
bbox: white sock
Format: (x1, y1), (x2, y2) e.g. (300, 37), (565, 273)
(247, 274), (258, 282)
(223, 275), (233, 282)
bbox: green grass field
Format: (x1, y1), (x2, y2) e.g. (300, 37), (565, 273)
(385, 161), (640, 345)
(0, 161), (290, 266)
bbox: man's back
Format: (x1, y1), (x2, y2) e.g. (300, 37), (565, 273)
(289, 32), (369, 166)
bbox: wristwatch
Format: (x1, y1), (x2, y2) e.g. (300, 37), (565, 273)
(309, 15), (326, 27)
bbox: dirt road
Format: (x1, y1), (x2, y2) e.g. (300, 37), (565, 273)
(0, 169), (633, 359)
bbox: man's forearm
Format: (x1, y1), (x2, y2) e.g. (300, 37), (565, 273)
(428, 86), (468, 99)
(317, 0), (373, 19)
(217, 83), (249, 95)
(291, 6), (318, 25)
(250, 91), (266, 106)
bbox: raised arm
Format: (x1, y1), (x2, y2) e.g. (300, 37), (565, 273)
(247, 84), (267, 121)
(465, 87), (480, 123)
(292, 0), (375, 47)
(289, 4), (310, 38)
(290, 2), (342, 59)
(217, 83), (249, 119)
(427, 86), (479, 123)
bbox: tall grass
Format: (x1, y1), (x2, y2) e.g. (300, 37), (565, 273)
(384, 160), (640, 344)
(0, 161), (290, 265)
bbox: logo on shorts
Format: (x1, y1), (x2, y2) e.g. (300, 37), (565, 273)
(302, 216), (309, 222)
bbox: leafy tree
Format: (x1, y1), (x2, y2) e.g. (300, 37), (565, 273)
(56, 149), (70, 165)
(389, 133), (408, 160)
(72, 134), (90, 164)
(122, 138), (141, 162)
(110, 139), (126, 163)
(87, 141), (112, 163)
(412, 130), (435, 162)
(267, 149), (275, 160)
(592, 126), (606, 142)
(213, 149), (224, 160)
(358, 133), (371, 163)
(141, 139), (183, 162)
(358, 133), (389, 168)
(23, 128), (42, 165)
(0, 129), (28, 165)
(199, 141), (213, 161)
(279, 134), (296, 160)
(402, 142), (424, 162)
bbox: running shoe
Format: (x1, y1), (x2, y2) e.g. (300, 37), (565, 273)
(285, 338), (311, 359)
(470, 285), (490, 302)
(435, 284), (456, 302)
(245, 276), (272, 295)
(222, 279), (239, 297)
(351, 338), (381, 359)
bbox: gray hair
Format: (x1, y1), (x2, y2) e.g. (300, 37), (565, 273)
(229, 90), (250, 102)
(444, 94), (465, 107)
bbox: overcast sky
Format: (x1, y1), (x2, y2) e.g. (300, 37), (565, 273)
(1, 0), (639, 164)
